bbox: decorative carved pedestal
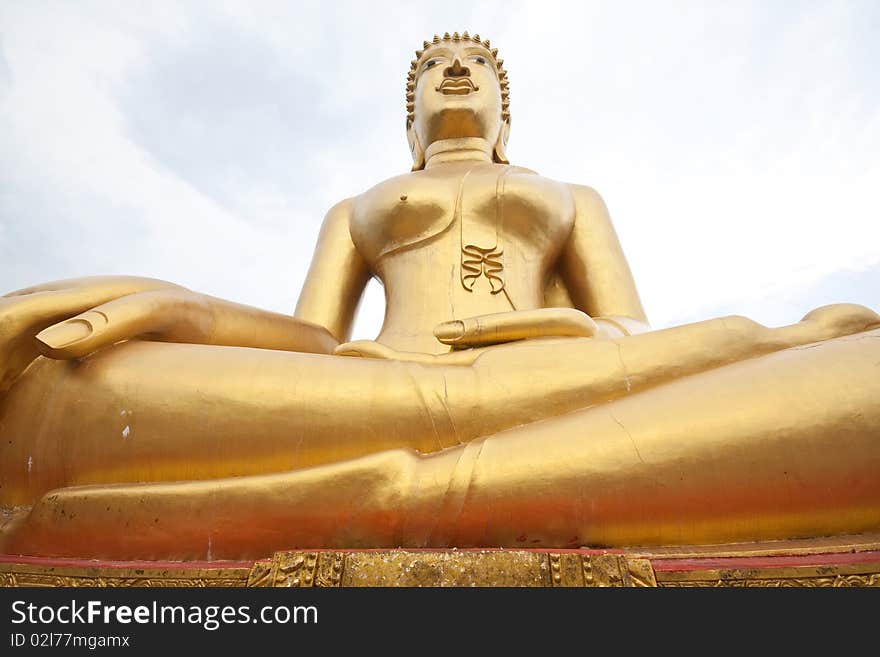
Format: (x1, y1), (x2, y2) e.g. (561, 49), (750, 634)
(3, 535), (879, 587)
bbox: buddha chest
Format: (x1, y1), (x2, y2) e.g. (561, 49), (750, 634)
(350, 164), (577, 271)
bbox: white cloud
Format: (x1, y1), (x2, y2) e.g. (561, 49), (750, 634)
(1, 0), (877, 340)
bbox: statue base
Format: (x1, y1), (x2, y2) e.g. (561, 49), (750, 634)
(2, 534), (879, 587)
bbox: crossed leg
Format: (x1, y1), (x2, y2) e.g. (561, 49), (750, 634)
(3, 321), (878, 560)
(1, 303), (874, 503)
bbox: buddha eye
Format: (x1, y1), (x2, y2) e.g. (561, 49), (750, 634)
(471, 56), (488, 65)
(423, 59), (441, 70)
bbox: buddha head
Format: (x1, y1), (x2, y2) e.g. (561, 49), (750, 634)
(406, 32), (511, 170)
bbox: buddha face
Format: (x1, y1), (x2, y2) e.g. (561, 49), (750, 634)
(409, 39), (508, 161)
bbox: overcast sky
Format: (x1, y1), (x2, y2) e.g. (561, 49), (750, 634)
(1, 0), (878, 339)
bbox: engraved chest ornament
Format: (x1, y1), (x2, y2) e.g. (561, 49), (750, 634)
(456, 166), (513, 301)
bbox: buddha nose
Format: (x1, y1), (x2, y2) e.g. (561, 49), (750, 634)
(444, 58), (471, 78)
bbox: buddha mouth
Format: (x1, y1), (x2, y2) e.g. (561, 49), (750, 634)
(436, 78), (479, 95)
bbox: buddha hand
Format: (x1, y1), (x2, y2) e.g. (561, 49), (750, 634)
(0, 276), (188, 393)
(0, 276), (339, 396)
(433, 308), (608, 348)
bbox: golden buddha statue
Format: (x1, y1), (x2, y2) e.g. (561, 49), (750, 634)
(1, 32), (878, 562)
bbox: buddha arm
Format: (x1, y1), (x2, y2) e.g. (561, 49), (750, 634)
(559, 184), (650, 337)
(1, 255), (349, 395)
(0, 279), (340, 370)
(33, 198), (370, 363)
(23, 198), (373, 364)
(294, 198), (372, 343)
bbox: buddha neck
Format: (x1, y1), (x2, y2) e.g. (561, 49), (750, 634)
(424, 137), (494, 169)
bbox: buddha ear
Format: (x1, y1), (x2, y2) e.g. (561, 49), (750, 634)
(408, 125), (425, 171)
(493, 118), (511, 165)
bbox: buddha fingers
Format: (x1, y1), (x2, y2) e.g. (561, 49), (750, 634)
(0, 278), (181, 392)
(36, 288), (213, 360)
(434, 307), (598, 347)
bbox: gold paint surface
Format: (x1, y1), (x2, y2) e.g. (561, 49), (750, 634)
(0, 33), (879, 561)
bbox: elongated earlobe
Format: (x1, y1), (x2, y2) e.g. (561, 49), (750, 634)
(408, 128), (425, 171)
(493, 120), (511, 165)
